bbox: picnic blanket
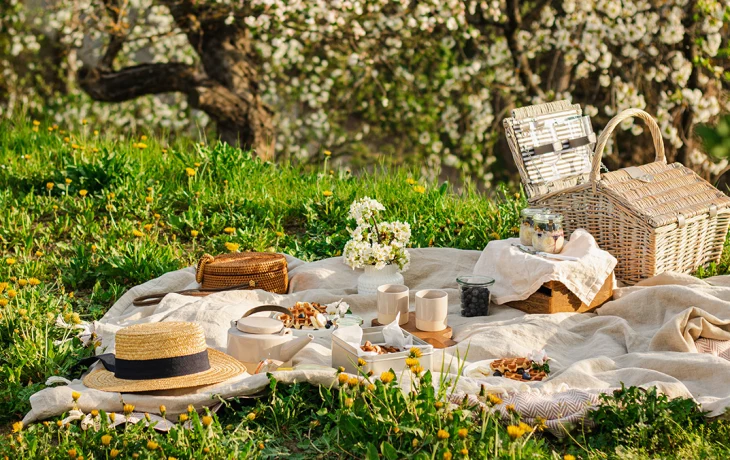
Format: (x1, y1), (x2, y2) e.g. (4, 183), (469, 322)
(23, 248), (730, 430)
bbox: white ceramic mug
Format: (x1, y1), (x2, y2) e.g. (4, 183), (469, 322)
(415, 289), (448, 332)
(377, 284), (409, 326)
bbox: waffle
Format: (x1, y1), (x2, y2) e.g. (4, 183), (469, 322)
(490, 358), (548, 382)
(278, 302), (328, 329)
(360, 340), (400, 355)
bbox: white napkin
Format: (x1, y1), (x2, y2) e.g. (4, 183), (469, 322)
(473, 229), (616, 306)
(333, 313), (412, 356)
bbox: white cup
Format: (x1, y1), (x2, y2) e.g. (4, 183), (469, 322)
(415, 289), (448, 332)
(377, 284), (409, 326)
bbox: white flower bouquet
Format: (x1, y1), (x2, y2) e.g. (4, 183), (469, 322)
(343, 197), (411, 271)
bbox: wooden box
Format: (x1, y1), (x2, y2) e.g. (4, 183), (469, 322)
(506, 274), (614, 314)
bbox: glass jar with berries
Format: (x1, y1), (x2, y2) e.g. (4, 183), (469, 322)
(519, 207), (550, 246)
(456, 275), (494, 317)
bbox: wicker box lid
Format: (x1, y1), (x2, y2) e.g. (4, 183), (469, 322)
(600, 161), (730, 228)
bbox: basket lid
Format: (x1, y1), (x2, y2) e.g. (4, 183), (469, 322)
(196, 252), (287, 284)
(599, 162), (730, 227)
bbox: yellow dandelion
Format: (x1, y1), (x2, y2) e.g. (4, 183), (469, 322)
(246, 412), (256, 421)
(6, 258), (16, 265)
(411, 365), (424, 374)
(71, 143), (81, 150)
(487, 393), (503, 405)
(323, 190), (333, 197)
(68, 448), (77, 458)
(159, 405), (166, 416)
(437, 429), (449, 440)
(443, 452), (452, 460)
(145, 196), (153, 203)
(323, 150), (332, 156)
(489, 232), (500, 240)
(506, 425), (524, 440)
(188, 404), (195, 413)
(275, 231), (284, 237)
(94, 130), (99, 136)
(132, 230), (144, 238)
(178, 414), (188, 422)
(91, 245), (97, 253)
(63, 137), (70, 142)
(202, 415), (213, 427)
(28, 278), (40, 286)
(90, 409), (99, 417)
(65, 178), (72, 185)
(72, 391), (81, 401)
(505, 404), (516, 412)
(357, 358), (366, 367)
(409, 347), (423, 358)
(0, 282), (6, 293)
(518, 422), (532, 433)
(101, 434), (112, 446)
(143, 224), (153, 232)
(380, 371), (395, 384)
(123, 403), (135, 415)
(458, 427), (468, 439)
(35, 250), (44, 257)
(110, 449), (120, 458)
(18, 279), (27, 287)
(224, 227), (236, 234)
(460, 448), (468, 455)
(563, 455), (576, 460)
(367, 383), (376, 391)
(46, 182), (55, 191)
(0, 299), (7, 307)
(82, 119), (88, 125)
(225, 242), (240, 252)
(140, 135), (147, 141)
(7, 289), (16, 299)
(344, 397), (354, 408)
(48, 126), (54, 132)
(185, 168), (196, 177)
(11, 421), (22, 433)
(194, 162), (201, 167)
(406, 178), (416, 185)
(337, 373), (349, 385)
(347, 377), (359, 386)
(32, 120), (40, 126)
(79, 190), (88, 197)
(190, 230), (199, 238)
(413, 185), (426, 194)
(435, 401), (444, 409)
(146, 440), (158, 450)
(136, 143), (147, 149)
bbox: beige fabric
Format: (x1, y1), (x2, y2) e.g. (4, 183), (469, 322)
(473, 229), (617, 305)
(22, 248), (730, 425)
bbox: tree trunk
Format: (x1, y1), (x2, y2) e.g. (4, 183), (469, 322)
(78, 0), (275, 159)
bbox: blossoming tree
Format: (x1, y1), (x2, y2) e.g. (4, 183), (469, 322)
(1, 0), (728, 182)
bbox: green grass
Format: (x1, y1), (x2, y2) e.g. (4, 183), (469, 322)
(2, 116), (730, 458)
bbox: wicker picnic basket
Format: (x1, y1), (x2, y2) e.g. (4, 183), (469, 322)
(196, 252), (288, 294)
(505, 101), (730, 284)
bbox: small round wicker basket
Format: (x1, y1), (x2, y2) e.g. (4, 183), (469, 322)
(196, 252), (288, 294)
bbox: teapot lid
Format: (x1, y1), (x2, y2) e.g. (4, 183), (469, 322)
(236, 316), (284, 334)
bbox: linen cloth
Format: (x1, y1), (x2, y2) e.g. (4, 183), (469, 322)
(22, 248), (730, 428)
(473, 229), (617, 305)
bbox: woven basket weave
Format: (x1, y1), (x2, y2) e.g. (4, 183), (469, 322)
(511, 106), (730, 284)
(196, 252), (288, 294)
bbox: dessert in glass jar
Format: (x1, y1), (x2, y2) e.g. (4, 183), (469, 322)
(519, 208), (550, 246)
(532, 213), (565, 254)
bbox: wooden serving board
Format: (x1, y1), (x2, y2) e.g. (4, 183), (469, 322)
(371, 312), (456, 349)
(506, 273), (614, 314)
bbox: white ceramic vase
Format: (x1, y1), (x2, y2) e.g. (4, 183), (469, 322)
(357, 264), (404, 295)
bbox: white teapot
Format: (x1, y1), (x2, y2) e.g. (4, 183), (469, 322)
(227, 305), (313, 368)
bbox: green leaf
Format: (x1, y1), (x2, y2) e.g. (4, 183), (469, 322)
(381, 441), (398, 460)
(365, 442), (380, 460)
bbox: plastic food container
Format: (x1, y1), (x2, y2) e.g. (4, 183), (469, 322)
(532, 213), (565, 254)
(457, 275), (494, 317)
(519, 208), (550, 246)
(331, 327), (433, 375)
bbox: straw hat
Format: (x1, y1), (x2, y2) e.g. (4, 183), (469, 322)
(83, 322), (247, 393)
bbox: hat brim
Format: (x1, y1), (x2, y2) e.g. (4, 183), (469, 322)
(83, 348), (247, 393)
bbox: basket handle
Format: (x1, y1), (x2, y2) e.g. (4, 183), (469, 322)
(590, 108), (666, 186)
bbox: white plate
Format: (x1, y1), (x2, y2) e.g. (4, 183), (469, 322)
(462, 359), (547, 382)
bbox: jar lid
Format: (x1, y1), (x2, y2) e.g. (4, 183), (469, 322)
(520, 207), (550, 217)
(236, 316), (284, 334)
(456, 275), (495, 286)
(534, 213), (563, 223)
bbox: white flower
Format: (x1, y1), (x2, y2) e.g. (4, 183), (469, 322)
(527, 349), (548, 366)
(325, 299), (349, 316)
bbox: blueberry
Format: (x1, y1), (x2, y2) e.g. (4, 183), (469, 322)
(522, 372), (531, 380)
(493, 370), (503, 377)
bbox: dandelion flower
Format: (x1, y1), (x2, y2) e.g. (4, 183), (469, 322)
(188, 404), (195, 413)
(487, 393), (503, 405)
(123, 403), (135, 415)
(28, 277), (41, 285)
(506, 425), (524, 440)
(406, 178), (416, 185)
(101, 435), (112, 446)
(146, 441), (158, 450)
(405, 357), (419, 367)
(457, 428), (468, 439)
(505, 404), (516, 413)
(367, 384), (376, 391)
(224, 227), (236, 234)
(518, 422), (532, 433)
(7, 290), (16, 299)
(94, 130), (99, 136)
(35, 251), (44, 257)
(190, 230), (199, 237)
(143, 224), (153, 232)
(185, 168), (196, 177)
(18, 279), (28, 287)
(443, 452), (452, 460)
(409, 347), (422, 358)
(145, 196), (153, 203)
(413, 185), (426, 194)
(347, 377), (359, 387)
(437, 429), (449, 440)
(337, 373), (348, 385)
(357, 358), (366, 367)
(0, 299), (7, 307)
(91, 409), (99, 417)
(65, 178), (72, 185)
(6, 258), (16, 265)
(434, 401), (444, 409)
(225, 242), (240, 252)
(323, 150), (332, 156)
(110, 449), (120, 458)
(178, 414), (188, 422)
(246, 412), (256, 421)
(132, 230), (144, 238)
(202, 415), (213, 427)
(136, 143), (147, 149)
(32, 120), (40, 126)
(68, 448), (78, 458)
(47, 182), (55, 191)
(380, 371), (395, 384)
(323, 190), (333, 197)
(12, 421), (22, 433)
(563, 455), (576, 460)
(344, 397), (354, 408)
(72, 391), (81, 401)
(79, 190), (88, 197)
(275, 231), (284, 237)
(140, 135), (147, 141)
(460, 448), (468, 455)
(159, 405), (166, 416)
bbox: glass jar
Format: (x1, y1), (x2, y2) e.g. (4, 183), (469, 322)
(532, 213), (565, 254)
(456, 275), (495, 317)
(519, 208), (550, 246)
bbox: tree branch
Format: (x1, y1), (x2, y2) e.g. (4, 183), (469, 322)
(100, 0), (127, 69)
(78, 63), (199, 102)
